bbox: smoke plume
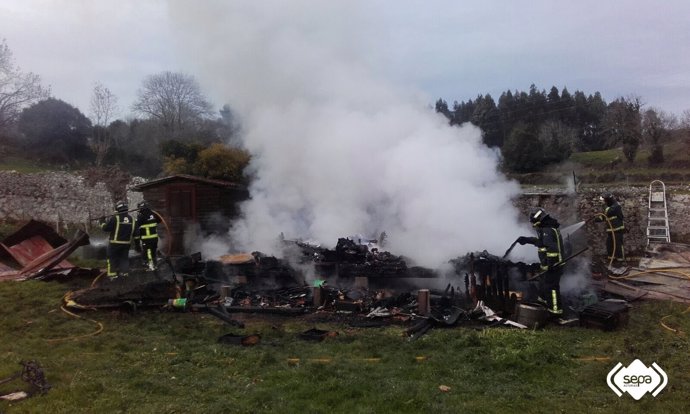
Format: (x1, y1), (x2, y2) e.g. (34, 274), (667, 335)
(168, 1), (533, 267)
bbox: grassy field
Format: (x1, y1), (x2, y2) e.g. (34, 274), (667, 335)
(516, 143), (690, 186)
(0, 156), (55, 174)
(1, 279), (689, 413)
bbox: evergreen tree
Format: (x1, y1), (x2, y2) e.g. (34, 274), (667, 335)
(18, 98), (92, 164)
(501, 122), (543, 173)
(434, 98), (451, 121)
(538, 120), (574, 163)
(471, 94), (503, 147)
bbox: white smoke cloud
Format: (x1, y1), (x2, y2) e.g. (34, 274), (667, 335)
(168, 1), (533, 267)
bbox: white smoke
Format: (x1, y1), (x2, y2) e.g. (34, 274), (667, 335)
(168, 1), (533, 267)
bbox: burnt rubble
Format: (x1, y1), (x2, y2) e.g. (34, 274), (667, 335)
(66, 237), (574, 338)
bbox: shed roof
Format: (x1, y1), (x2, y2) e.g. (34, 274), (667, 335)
(130, 174), (246, 192)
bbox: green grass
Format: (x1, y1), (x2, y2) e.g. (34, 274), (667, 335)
(569, 148), (623, 166)
(1, 280), (689, 413)
(0, 156), (54, 173)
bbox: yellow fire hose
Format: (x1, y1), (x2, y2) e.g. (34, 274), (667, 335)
(592, 212), (617, 269)
(608, 267), (690, 334)
(46, 293), (103, 343)
(151, 209), (172, 257)
(591, 213), (689, 334)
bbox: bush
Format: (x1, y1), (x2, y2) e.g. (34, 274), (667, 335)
(193, 143), (250, 182)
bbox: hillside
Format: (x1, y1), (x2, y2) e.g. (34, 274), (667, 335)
(510, 136), (690, 186)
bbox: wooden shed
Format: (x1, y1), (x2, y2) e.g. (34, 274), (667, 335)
(130, 174), (249, 255)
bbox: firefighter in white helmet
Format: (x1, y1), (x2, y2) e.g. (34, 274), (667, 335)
(517, 207), (565, 317)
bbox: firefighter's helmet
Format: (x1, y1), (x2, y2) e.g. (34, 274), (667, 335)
(529, 207), (549, 227)
(115, 201), (128, 212)
(137, 201), (148, 210)
(602, 193), (615, 206)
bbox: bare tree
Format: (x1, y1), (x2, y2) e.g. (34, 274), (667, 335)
(680, 109), (690, 129)
(132, 71), (213, 135)
(0, 39), (50, 131)
(89, 82), (119, 166)
(643, 108), (679, 165)
(604, 96), (642, 163)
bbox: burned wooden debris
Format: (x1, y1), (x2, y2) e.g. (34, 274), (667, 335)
(600, 242), (690, 303)
(51, 232), (665, 341)
(578, 299), (630, 331)
(61, 244), (541, 339)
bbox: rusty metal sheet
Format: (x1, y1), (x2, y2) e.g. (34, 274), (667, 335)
(6, 236), (72, 269)
(0, 221), (88, 282)
(0, 220), (72, 268)
(17, 230), (89, 280)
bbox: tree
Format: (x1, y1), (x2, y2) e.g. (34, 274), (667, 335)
(604, 97), (642, 163)
(574, 91), (608, 151)
(89, 82), (119, 166)
(105, 118), (163, 177)
(451, 99), (475, 126)
(162, 141), (250, 182)
(18, 98), (92, 164)
(538, 120), (574, 164)
(471, 94), (503, 147)
(434, 98), (451, 120)
(132, 71), (213, 135)
(193, 143), (251, 182)
(680, 109), (690, 129)
(0, 39), (50, 131)
(218, 104), (241, 146)
(161, 139), (205, 164)
(642, 108), (675, 165)
(501, 122), (543, 173)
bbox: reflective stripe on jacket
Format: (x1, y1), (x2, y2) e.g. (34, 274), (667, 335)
(604, 202), (625, 232)
(135, 210), (161, 240)
(536, 227), (564, 271)
(100, 213), (135, 244)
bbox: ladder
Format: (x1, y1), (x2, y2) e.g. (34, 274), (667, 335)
(647, 180), (670, 244)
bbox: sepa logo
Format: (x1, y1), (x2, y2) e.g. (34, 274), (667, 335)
(607, 359), (668, 400)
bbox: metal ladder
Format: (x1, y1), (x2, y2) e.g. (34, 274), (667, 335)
(647, 180), (671, 244)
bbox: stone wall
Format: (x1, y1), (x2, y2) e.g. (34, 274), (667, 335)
(0, 170), (143, 233)
(1, 171), (688, 254)
(515, 185), (690, 258)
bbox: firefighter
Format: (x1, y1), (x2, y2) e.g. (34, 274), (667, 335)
(134, 201), (161, 271)
(517, 207), (565, 317)
(596, 193), (625, 263)
(99, 200), (135, 280)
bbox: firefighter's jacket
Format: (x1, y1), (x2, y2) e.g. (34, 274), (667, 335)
(603, 201), (625, 232)
(523, 225), (565, 271)
(99, 213), (135, 245)
(134, 209), (161, 242)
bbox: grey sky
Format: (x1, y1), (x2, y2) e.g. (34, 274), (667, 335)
(2, 0), (689, 118)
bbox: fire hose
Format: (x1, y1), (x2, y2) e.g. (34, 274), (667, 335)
(591, 212), (617, 269)
(502, 239), (519, 259)
(526, 247), (589, 281)
(89, 208), (172, 257)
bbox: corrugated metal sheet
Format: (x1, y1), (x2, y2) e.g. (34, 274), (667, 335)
(0, 220), (87, 282)
(6, 235), (72, 268)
